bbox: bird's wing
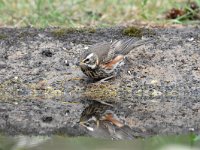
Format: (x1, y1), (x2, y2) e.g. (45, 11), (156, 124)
(90, 41), (112, 63)
(89, 38), (153, 64)
(111, 38), (153, 55)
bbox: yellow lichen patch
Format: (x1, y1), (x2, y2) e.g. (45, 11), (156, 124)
(135, 89), (143, 96)
(50, 89), (62, 96)
(67, 77), (85, 81)
(151, 89), (162, 97)
(166, 90), (179, 96)
(0, 34), (7, 40)
(62, 101), (80, 105)
(150, 79), (159, 85)
(0, 77), (27, 101)
(0, 78), (65, 101)
(83, 82), (118, 102)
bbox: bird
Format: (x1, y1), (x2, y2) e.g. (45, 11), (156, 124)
(79, 38), (153, 81)
(79, 102), (112, 127)
(82, 119), (136, 140)
(100, 110), (124, 128)
(79, 102), (123, 128)
(79, 104), (139, 140)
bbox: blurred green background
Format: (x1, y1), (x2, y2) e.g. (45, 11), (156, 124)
(0, 0), (199, 27)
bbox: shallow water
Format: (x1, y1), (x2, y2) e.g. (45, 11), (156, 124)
(0, 134), (200, 150)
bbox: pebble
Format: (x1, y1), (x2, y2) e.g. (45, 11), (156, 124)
(0, 61), (7, 68)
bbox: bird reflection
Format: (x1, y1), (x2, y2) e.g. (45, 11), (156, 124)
(79, 102), (140, 140)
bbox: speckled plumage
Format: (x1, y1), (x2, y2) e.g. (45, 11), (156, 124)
(80, 38), (153, 80)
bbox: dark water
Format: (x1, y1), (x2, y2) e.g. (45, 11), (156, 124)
(0, 134), (200, 150)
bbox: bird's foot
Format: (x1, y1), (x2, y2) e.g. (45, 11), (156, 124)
(94, 100), (113, 107)
(98, 75), (115, 83)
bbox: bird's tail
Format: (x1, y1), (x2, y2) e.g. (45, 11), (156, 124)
(112, 38), (154, 55)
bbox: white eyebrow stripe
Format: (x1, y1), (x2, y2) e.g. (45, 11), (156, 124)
(86, 53), (94, 59)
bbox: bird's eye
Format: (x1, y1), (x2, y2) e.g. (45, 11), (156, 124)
(83, 58), (90, 63)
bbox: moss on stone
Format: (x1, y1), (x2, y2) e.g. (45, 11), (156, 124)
(51, 27), (96, 37)
(18, 32), (29, 38)
(51, 28), (67, 37)
(84, 82), (118, 101)
(85, 28), (96, 33)
(123, 26), (143, 37)
(0, 34), (7, 40)
(123, 26), (156, 37)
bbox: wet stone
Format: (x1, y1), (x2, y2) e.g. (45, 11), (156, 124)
(0, 61), (7, 69)
(0, 26), (200, 138)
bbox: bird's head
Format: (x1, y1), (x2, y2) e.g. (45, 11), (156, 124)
(80, 53), (99, 69)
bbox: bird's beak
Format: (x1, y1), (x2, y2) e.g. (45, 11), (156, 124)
(79, 121), (85, 125)
(78, 61), (84, 66)
(96, 58), (99, 65)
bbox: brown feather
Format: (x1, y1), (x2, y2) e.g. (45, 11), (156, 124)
(100, 55), (124, 69)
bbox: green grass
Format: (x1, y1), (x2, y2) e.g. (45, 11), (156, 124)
(0, 0), (198, 28)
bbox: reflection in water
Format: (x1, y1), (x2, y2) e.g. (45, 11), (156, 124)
(0, 135), (50, 150)
(13, 136), (50, 150)
(81, 119), (140, 140)
(79, 102), (146, 140)
(80, 101), (112, 124)
(0, 134), (200, 150)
